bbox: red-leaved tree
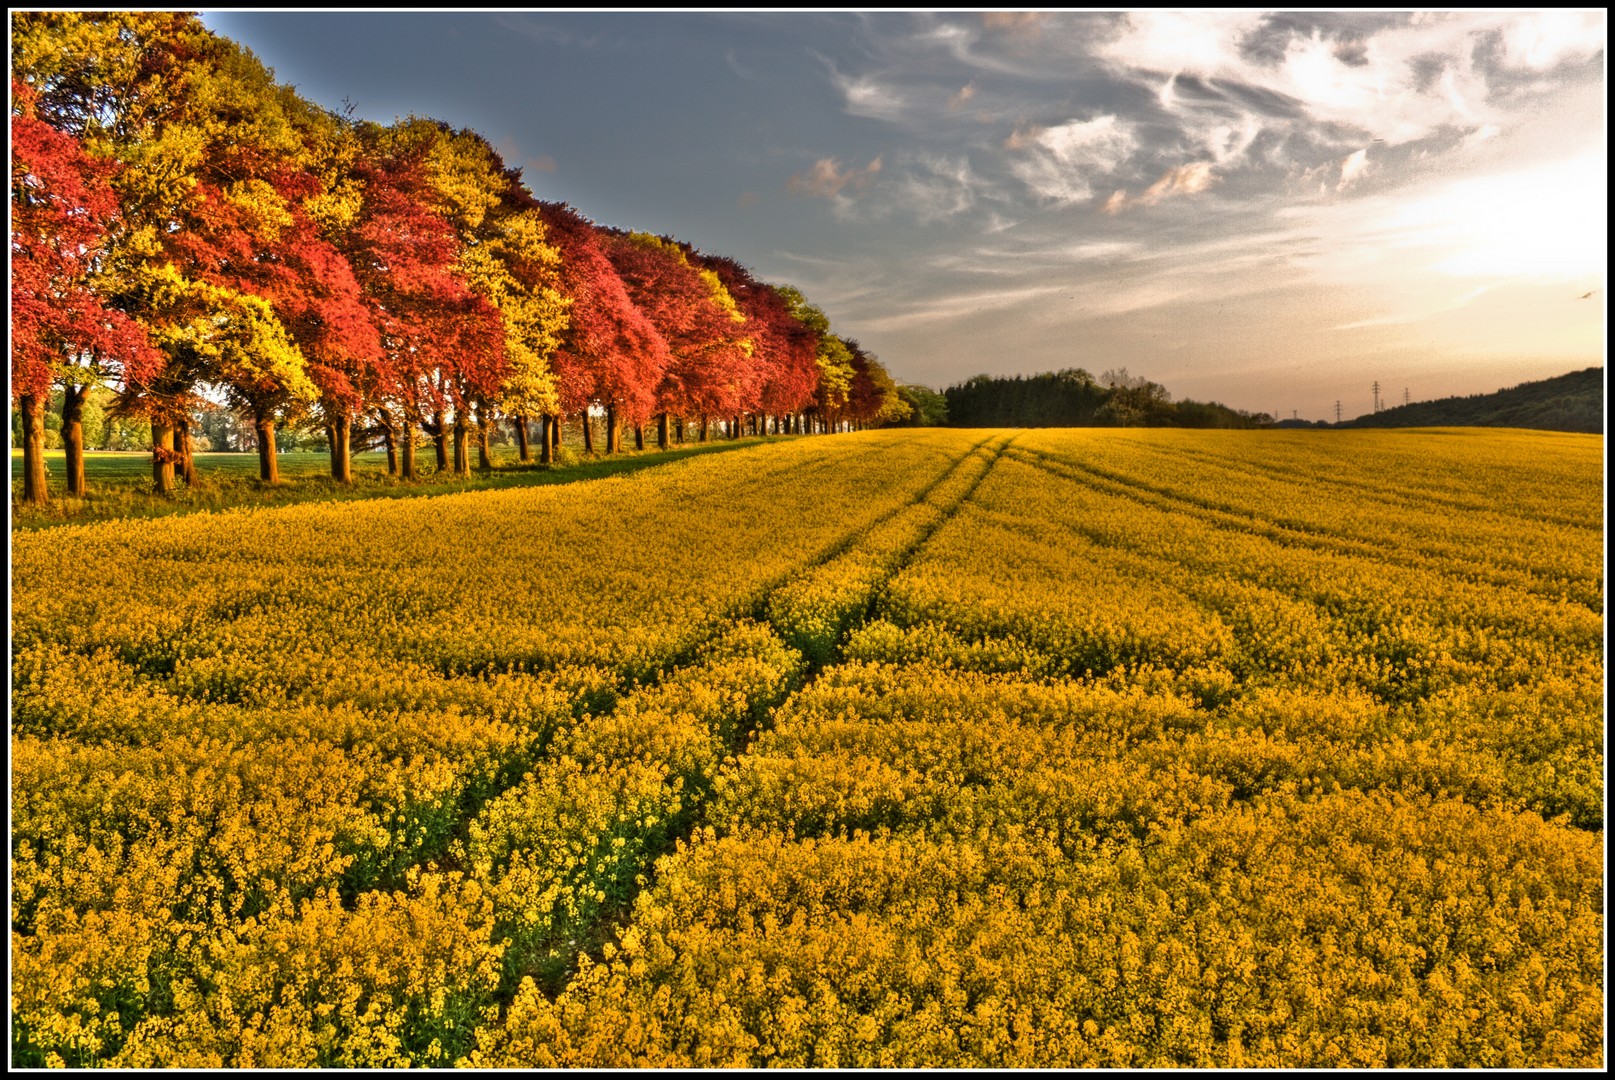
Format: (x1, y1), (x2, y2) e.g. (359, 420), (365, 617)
(691, 254), (821, 434)
(11, 80), (160, 503)
(342, 124), (505, 479)
(535, 202), (669, 456)
(602, 230), (753, 446)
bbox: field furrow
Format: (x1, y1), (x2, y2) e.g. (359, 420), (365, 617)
(10, 428), (1604, 1069)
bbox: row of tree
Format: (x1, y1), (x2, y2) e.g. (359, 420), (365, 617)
(1346, 367), (1602, 434)
(942, 369), (1273, 429)
(11, 12), (911, 506)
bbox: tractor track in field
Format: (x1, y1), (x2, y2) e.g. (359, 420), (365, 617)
(511, 435), (1017, 1003)
(1004, 442), (1599, 613)
(476, 433), (1011, 1007)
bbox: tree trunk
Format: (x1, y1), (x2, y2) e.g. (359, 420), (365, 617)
(476, 408), (492, 470)
(698, 415), (708, 443)
(255, 410), (279, 484)
(61, 385), (87, 497)
(733, 414), (742, 440)
(433, 410), (449, 473)
(676, 418), (685, 444)
(605, 403), (619, 454)
(18, 393), (49, 505)
(381, 413), (399, 476)
(176, 418), (195, 487)
(330, 412), (353, 484)
(150, 419), (174, 496)
(634, 423), (644, 450)
(552, 412), (562, 450)
(581, 409), (594, 453)
(515, 414), (531, 462)
(656, 413), (669, 450)
(453, 411), (470, 477)
(540, 415), (553, 464)
(401, 427), (417, 480)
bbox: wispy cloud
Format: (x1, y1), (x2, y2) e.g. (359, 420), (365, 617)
(1501, 10), (1607, 70)
(854, 283), (1070, 332)
(1096, 10), (1602, 152)
(892, 154), (980, 222)
(1104, 161), (1217, 213)
(786, 156), (884, 199)
(980, 12), (1046, 36)
(1003, 120), (1044, 150)
(1333, 283), (1500, 331)
(823, 61), (914, 124)
(1009, 115), (1135, 203)
(490, 13), (606, 50)
(1336, 148), (1370, 191)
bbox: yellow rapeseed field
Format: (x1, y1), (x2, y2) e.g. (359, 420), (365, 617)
(10, 428), (1604, 1068)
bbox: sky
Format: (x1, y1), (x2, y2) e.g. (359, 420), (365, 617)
(198, 9), (1607, 421)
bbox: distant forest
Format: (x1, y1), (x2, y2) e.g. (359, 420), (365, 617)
(1348, 367), (1603, 434)
(939, 368), (1271, 429)
(927, 366), (1603, 433)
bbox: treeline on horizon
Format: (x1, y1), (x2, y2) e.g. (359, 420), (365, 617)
(10, 12), (912, 507)
(1346, 366), (1603, 434)
(934, 368), (1273, 429)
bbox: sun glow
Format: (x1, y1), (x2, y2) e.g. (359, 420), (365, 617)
(1380, 150), (1607, 280)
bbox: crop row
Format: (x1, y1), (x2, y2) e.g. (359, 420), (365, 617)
(10, 432), (997, 1066)
(461, 429), (1603, 1067)
(10, 428), (1603, 1068)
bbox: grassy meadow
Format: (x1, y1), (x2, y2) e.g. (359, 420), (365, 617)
(8, 437), (770, 530)
(9, 427), (1604, 1068)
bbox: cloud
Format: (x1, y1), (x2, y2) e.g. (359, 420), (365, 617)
(1460, 124), (1500, 152)
(529, 154), (557, 173)
(1097, 11), (1567, 148)
(1099, 9), (1269, 79)
(947, 83), (976, 110)
(1337, 148), (1370, 191)
(821, 61), (917, 124)
(1501, 10), (1606, 70)
(854, 283), (1070, 333)
(892, 155), (981, 222)
(725, 48), (758, 81)
(1009, 115), (1135, 203)
(1003, 120), (1044, 150)
(1203, 116), (1263, 165)
(1332, 283), (1500, 331)
(787, 156), (884, 199)
(981, 12), (1046, 36)
(490, 14), (605, 50)
(1281, 148), (1607, 287)
(736, 191), (760, 208)
(1104, 161), (1217, 213)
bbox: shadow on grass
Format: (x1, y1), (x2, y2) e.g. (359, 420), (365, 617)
(10, 438), (775, 531)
